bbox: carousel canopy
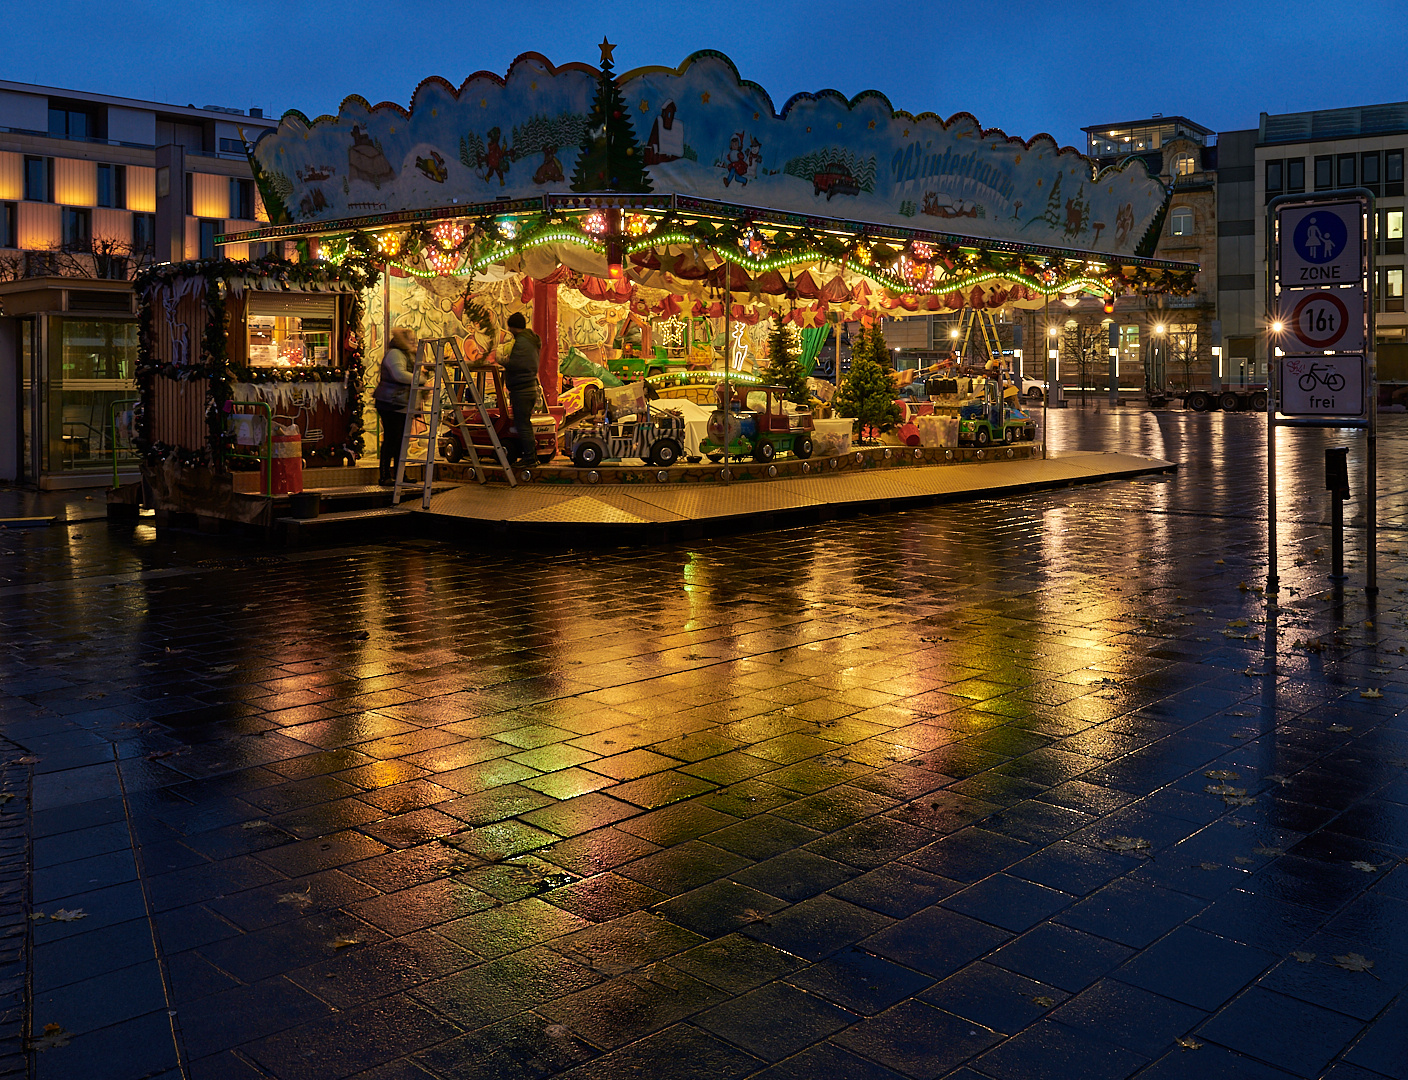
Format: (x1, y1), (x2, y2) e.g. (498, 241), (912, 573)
(219, 49), (1197, 317)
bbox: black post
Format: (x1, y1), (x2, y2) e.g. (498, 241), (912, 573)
(1326, 447), (1350, 582)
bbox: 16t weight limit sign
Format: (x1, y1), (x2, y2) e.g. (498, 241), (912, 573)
(1284, 289), (1365, 351)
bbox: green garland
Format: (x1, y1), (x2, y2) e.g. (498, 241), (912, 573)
(133, 254), (380, 471)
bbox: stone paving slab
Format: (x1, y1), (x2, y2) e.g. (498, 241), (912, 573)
(0, 412), (1406, 1079)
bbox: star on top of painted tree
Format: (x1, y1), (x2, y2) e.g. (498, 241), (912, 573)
(599, 38), (616, 66)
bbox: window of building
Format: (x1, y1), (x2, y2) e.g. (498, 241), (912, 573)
(198, 219), (218, 260)
(1378, 267), (1405, 312)
(61, 207), (91, 251)
(1120, 325), (1139, 350)
(1266, 160), (1283, 193)
(1388, 150), (1405, 197)
(218, 137), (246, 155)
(229, 178), (255, 221)
(1315, 155), (1333, 190)
(1173, 153), (1196, 177)
(1337, 154), (1357, 188)
(1169, 207), (1194, 236)
(1, 202), (16, 249)
(1362, 152), (1381, 195)
(1378, 210), (1404, 256)
(96, 164), (126, 209)
(132, 213), (155, 255)
(47, 105), (93, 139)
(23, 156), (51, 202)
(1287, 158), (1305, 192)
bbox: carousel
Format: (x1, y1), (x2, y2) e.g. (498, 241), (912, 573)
(120, 44), (1193, 535)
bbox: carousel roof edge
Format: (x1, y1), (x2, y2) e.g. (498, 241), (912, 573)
(215, 194), (1197, 274)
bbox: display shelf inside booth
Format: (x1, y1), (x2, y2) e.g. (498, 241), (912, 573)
(245, 294), (338, 369)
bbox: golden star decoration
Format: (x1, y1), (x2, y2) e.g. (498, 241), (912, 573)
(640, 100), (650, 112)
(701, 91), (710, 104)
(599, 37), (616, 66)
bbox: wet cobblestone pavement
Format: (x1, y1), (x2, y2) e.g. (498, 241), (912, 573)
(2, 409), (1407, 1080)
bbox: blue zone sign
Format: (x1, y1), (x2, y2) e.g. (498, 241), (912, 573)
(1278, 202), (1362, 287)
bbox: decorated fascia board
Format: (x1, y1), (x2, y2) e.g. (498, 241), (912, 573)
(251, 49), (1170, 260)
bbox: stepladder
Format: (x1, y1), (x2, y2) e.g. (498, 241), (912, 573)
(393, 336), (517, 508)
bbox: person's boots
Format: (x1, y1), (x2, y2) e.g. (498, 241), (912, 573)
(378, 468), (394, 486)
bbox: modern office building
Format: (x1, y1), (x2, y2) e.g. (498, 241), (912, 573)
(0, 81), (278, 486)
(1218, 101), (1408, 399)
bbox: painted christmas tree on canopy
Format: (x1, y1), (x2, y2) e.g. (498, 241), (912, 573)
(570, 38), (652, 193)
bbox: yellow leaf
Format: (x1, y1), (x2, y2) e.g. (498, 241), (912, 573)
(1334, 953), (1375, 973)
(49, 909), (86, 922)
(331, 938), (362, 950)
(29, 1022), (71, 1050)
(1361, 689), (1384, 699)
(1205, 770), (1240, 780)
(1031, 995), (1056, 1008)
(1227, 619), (1249, 628)
(1175, 1036), (1203, 1051)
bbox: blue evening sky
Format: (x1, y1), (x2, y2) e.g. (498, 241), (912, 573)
(9, 0), (1408, 149)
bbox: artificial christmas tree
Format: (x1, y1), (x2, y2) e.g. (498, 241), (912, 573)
(764, 315), (811, 408)
(835, 333), (900, 443)
(570, 39), (652, 194)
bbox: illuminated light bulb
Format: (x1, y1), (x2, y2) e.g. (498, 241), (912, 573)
(582, 211), (609, 236)
(497, 218), (519, 240)
(625, 213), (655, 237)
(1270, 321), (1285, 333)
(375, 232), (402, 256)
(431, 221), (465, 251)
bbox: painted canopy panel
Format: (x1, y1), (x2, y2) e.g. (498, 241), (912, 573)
(253, 51), (1169, 258)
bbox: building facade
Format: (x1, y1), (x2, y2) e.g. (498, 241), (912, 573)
(0, 81), (277, 486)
(1218, 102), (1408, 399)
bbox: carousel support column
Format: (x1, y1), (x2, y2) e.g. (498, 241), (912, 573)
(532, 280), (560, 407)
(722, 292), (731, 486)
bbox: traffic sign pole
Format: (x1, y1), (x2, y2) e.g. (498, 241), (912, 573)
(1266, 189), (1377, 597)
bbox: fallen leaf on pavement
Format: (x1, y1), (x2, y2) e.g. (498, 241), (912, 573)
(1234, 856), (1254, 866)
(1102, 837), (1151, 853)
(50, 909), (86, 922)
(1253, 846), (1285, 858)
(1224, 795), (1258, 806)
(14, 756), (40, 765)
(1291, 951), (1316, 963)
(1206, 784), (1246, 796)
(240, 820), (268, 830)
(1350, 861), (1380, 872)
(29, 1023), (70, 1050)
(1175, 1036), (1203, 1051)
(0, 793), (14, 804)
(1031, 995), (1056, 1008)
(1329, 724), (1354, 733)
(1266, 774), (1290, 786)
(1227, 619), (1249, 628)
(28, 912), (45, 921)
(1205, 770), (1240, 781)
(331, 938), (361, 950)
(1334, 953), (1377, 975)
(1361, 689), (1383, 699)
(1198, 862), (1220, 871)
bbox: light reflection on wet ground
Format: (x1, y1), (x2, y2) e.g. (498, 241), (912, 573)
(2, 410), (1406, 1080)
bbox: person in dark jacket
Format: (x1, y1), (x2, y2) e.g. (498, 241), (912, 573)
(497, 312), (541, 465)
(372, 326), (419, 485)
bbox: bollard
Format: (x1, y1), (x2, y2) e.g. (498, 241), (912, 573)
(1325, 447), (1349, 582)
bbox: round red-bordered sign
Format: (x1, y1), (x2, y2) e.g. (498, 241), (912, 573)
(1290, 291), (1351, 349)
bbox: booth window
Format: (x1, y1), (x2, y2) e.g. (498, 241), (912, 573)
(1169, 207), (1194, 236)
(246, 294), (338, 368)
(96, 164), (126, 209)
(1314, 156), (1333, 190)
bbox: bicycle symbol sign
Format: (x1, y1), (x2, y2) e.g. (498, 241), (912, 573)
(1285, 289), (1364, 351)
(1280, 354), (1365, 416)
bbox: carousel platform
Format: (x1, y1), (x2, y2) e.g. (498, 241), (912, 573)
(409, 447), (1176, 542)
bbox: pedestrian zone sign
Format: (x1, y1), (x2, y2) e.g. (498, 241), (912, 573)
(1278, 202), (1362, 287)
(1279, 354), (1365, 416)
